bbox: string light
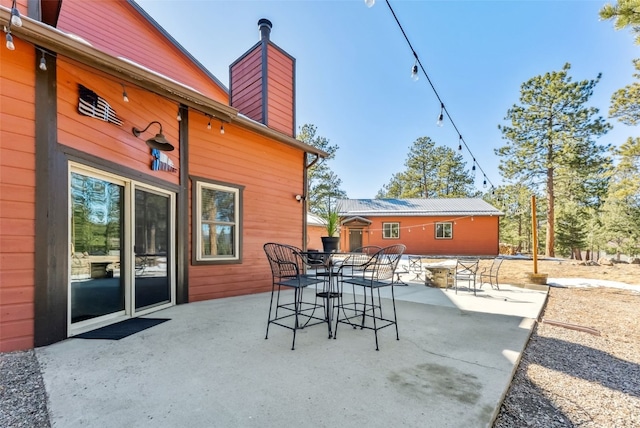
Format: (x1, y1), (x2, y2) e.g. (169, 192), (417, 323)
(10, 1), (23, 28)
(176, 108), (182, 122)
(436, 102), (444, 127)
(220, 123), (225, 134)
(410, 59), (419, 81)
(5, 32), (15, 50)
(38, 51), (47, 71)
(207, 115), (212, 130)
(121, 84), (129, 102)
(367, 0), (497, 194)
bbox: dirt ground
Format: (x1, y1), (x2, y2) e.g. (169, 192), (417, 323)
(423, 257), (640, 288)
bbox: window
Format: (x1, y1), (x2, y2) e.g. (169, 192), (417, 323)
(382, 222), (400, 239)
(435, 222), (453, 239)
(194, 180), (242, 262)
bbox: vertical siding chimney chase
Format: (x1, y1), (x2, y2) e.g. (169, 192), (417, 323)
(229, 19), (296, 137)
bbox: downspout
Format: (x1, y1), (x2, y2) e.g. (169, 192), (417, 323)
(303, 153), (320, 250)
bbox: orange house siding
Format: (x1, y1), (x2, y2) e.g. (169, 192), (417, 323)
(56, 0), (228, 104)
(188, 116), (304, 301)
(307, 225), (325, 251)
(341, 216), (499, 256)
(56, 58), (180, 182)
(0, 37), (37, 352)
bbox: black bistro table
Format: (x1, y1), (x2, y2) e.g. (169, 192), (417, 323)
(302, 251), (350, 338)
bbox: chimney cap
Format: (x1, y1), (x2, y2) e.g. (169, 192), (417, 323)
(258, 18), (272, 29)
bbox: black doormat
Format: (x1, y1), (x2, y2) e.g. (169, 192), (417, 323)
(75, 318), (170, 340)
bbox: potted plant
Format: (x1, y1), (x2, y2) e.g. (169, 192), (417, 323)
(320, 204), (340, 253)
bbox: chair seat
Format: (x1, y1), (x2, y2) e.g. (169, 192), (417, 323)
(275, 275), (324, 288)
(342, 276), (393, 289)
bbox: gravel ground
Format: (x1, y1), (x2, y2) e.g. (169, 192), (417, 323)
(0, 349), (50, 428)
(1, 286), (638, 427)
(494, 287), (640, 427)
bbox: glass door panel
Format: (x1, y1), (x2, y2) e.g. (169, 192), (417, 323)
(70, 173), (124, 323)
(134, 188), (171, 310)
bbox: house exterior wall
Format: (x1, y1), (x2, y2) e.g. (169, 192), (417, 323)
(188, 117), (304, 300)
(56, 0), (228, 104)
(340, 215), (500, 256)
(56, 58), (181, 181)
(0, 1), (308, 352)
(0, 37), (37, 352)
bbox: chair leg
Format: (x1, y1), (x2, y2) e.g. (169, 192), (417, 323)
(265, 284), (278, 340)
(391, 285), (399, 341)
(370, 287), (380, 351)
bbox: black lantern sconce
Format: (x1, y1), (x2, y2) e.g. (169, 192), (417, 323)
(132, 121), (174, 151)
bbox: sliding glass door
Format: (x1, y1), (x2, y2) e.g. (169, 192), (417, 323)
(69, 165), (175, 334)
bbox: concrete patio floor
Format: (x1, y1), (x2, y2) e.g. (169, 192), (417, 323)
(36, 276), (548, 428)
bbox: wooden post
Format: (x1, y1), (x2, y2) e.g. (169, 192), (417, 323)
(531, 195), (538, 274)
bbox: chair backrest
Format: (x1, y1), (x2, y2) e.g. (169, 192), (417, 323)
(456, 259), (479, 276)
(263, 243), (304, 279)
(408, 255), (422, 273)
(490, 257), (504, 275)
(368, 244), (406, 281)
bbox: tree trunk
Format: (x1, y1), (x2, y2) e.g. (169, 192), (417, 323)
(586, 249), (591, 261)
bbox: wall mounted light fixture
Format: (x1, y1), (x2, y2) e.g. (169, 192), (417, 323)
(132, 121), (175, 151)
(295, 194), (305, 202)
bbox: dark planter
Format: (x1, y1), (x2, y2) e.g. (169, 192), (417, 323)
(321, 236), (340, 253)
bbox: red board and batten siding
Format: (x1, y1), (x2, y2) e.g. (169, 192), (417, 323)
(56, 58), (180, 183)
(56, 0), (228, 104)
(0, 38), (36, 352)
(266, 45), (294, 136)
(230, 48), (264, 123)
(188, 115), (304, 301)
(341, 216), (499, 256)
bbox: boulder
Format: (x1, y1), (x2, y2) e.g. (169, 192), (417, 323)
(630, 258), (640, 265)
(598, 258), (614, 266)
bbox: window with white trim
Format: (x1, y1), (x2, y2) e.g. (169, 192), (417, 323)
(195, 181), (241, 262)
(435, 222), (453, 239)
(382, 222), (400, 239)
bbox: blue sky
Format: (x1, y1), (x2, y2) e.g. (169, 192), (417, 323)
(137, 0), (638, 199)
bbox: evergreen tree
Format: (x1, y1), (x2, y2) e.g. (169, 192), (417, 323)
(496, 63), (611, 256)
(376, 137), (476, 198)
(297, 124), (347, 214)
(599, 138), (640, 257)
(609, 59), (640, 126)
(600, 0), (640, 44)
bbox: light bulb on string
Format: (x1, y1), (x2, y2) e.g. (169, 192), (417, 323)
(5, 32), (15, 51)
(11, 5), (23, 28)
(176, 109), (182, 122)
(121, 84), (128, 102)
(39, 51), (47, 71)
(483, 177), (487, 188)
(220, 123), (225, 134)
(364, 0), (375, 7)
(410, 60), (419, 81)
(458, 135), (462, 151)
(436, 103), (444, 127)
(472, 159), (476, 172)
(207, 116), (211, 130)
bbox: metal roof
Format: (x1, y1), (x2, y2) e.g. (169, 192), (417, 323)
(336, 198), (504, 217)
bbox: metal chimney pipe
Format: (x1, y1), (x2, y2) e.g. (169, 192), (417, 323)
(258, 18), (272, 41)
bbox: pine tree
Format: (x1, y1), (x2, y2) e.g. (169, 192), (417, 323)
(377, 137), (476, 198)
(496, 63), (611, 256)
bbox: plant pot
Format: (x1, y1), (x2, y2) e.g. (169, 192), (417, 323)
(321, 236), (340, 253)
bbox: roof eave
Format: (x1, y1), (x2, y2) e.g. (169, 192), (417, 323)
(1, 8), (327, 158)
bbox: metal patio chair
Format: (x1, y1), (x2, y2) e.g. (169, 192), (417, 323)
(479, 257), (503, 290)
(408, 255), (424, 280)
(263, 243), (326, 350)
(452, 259), (480, 296)
(335, 244), (406, 350)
